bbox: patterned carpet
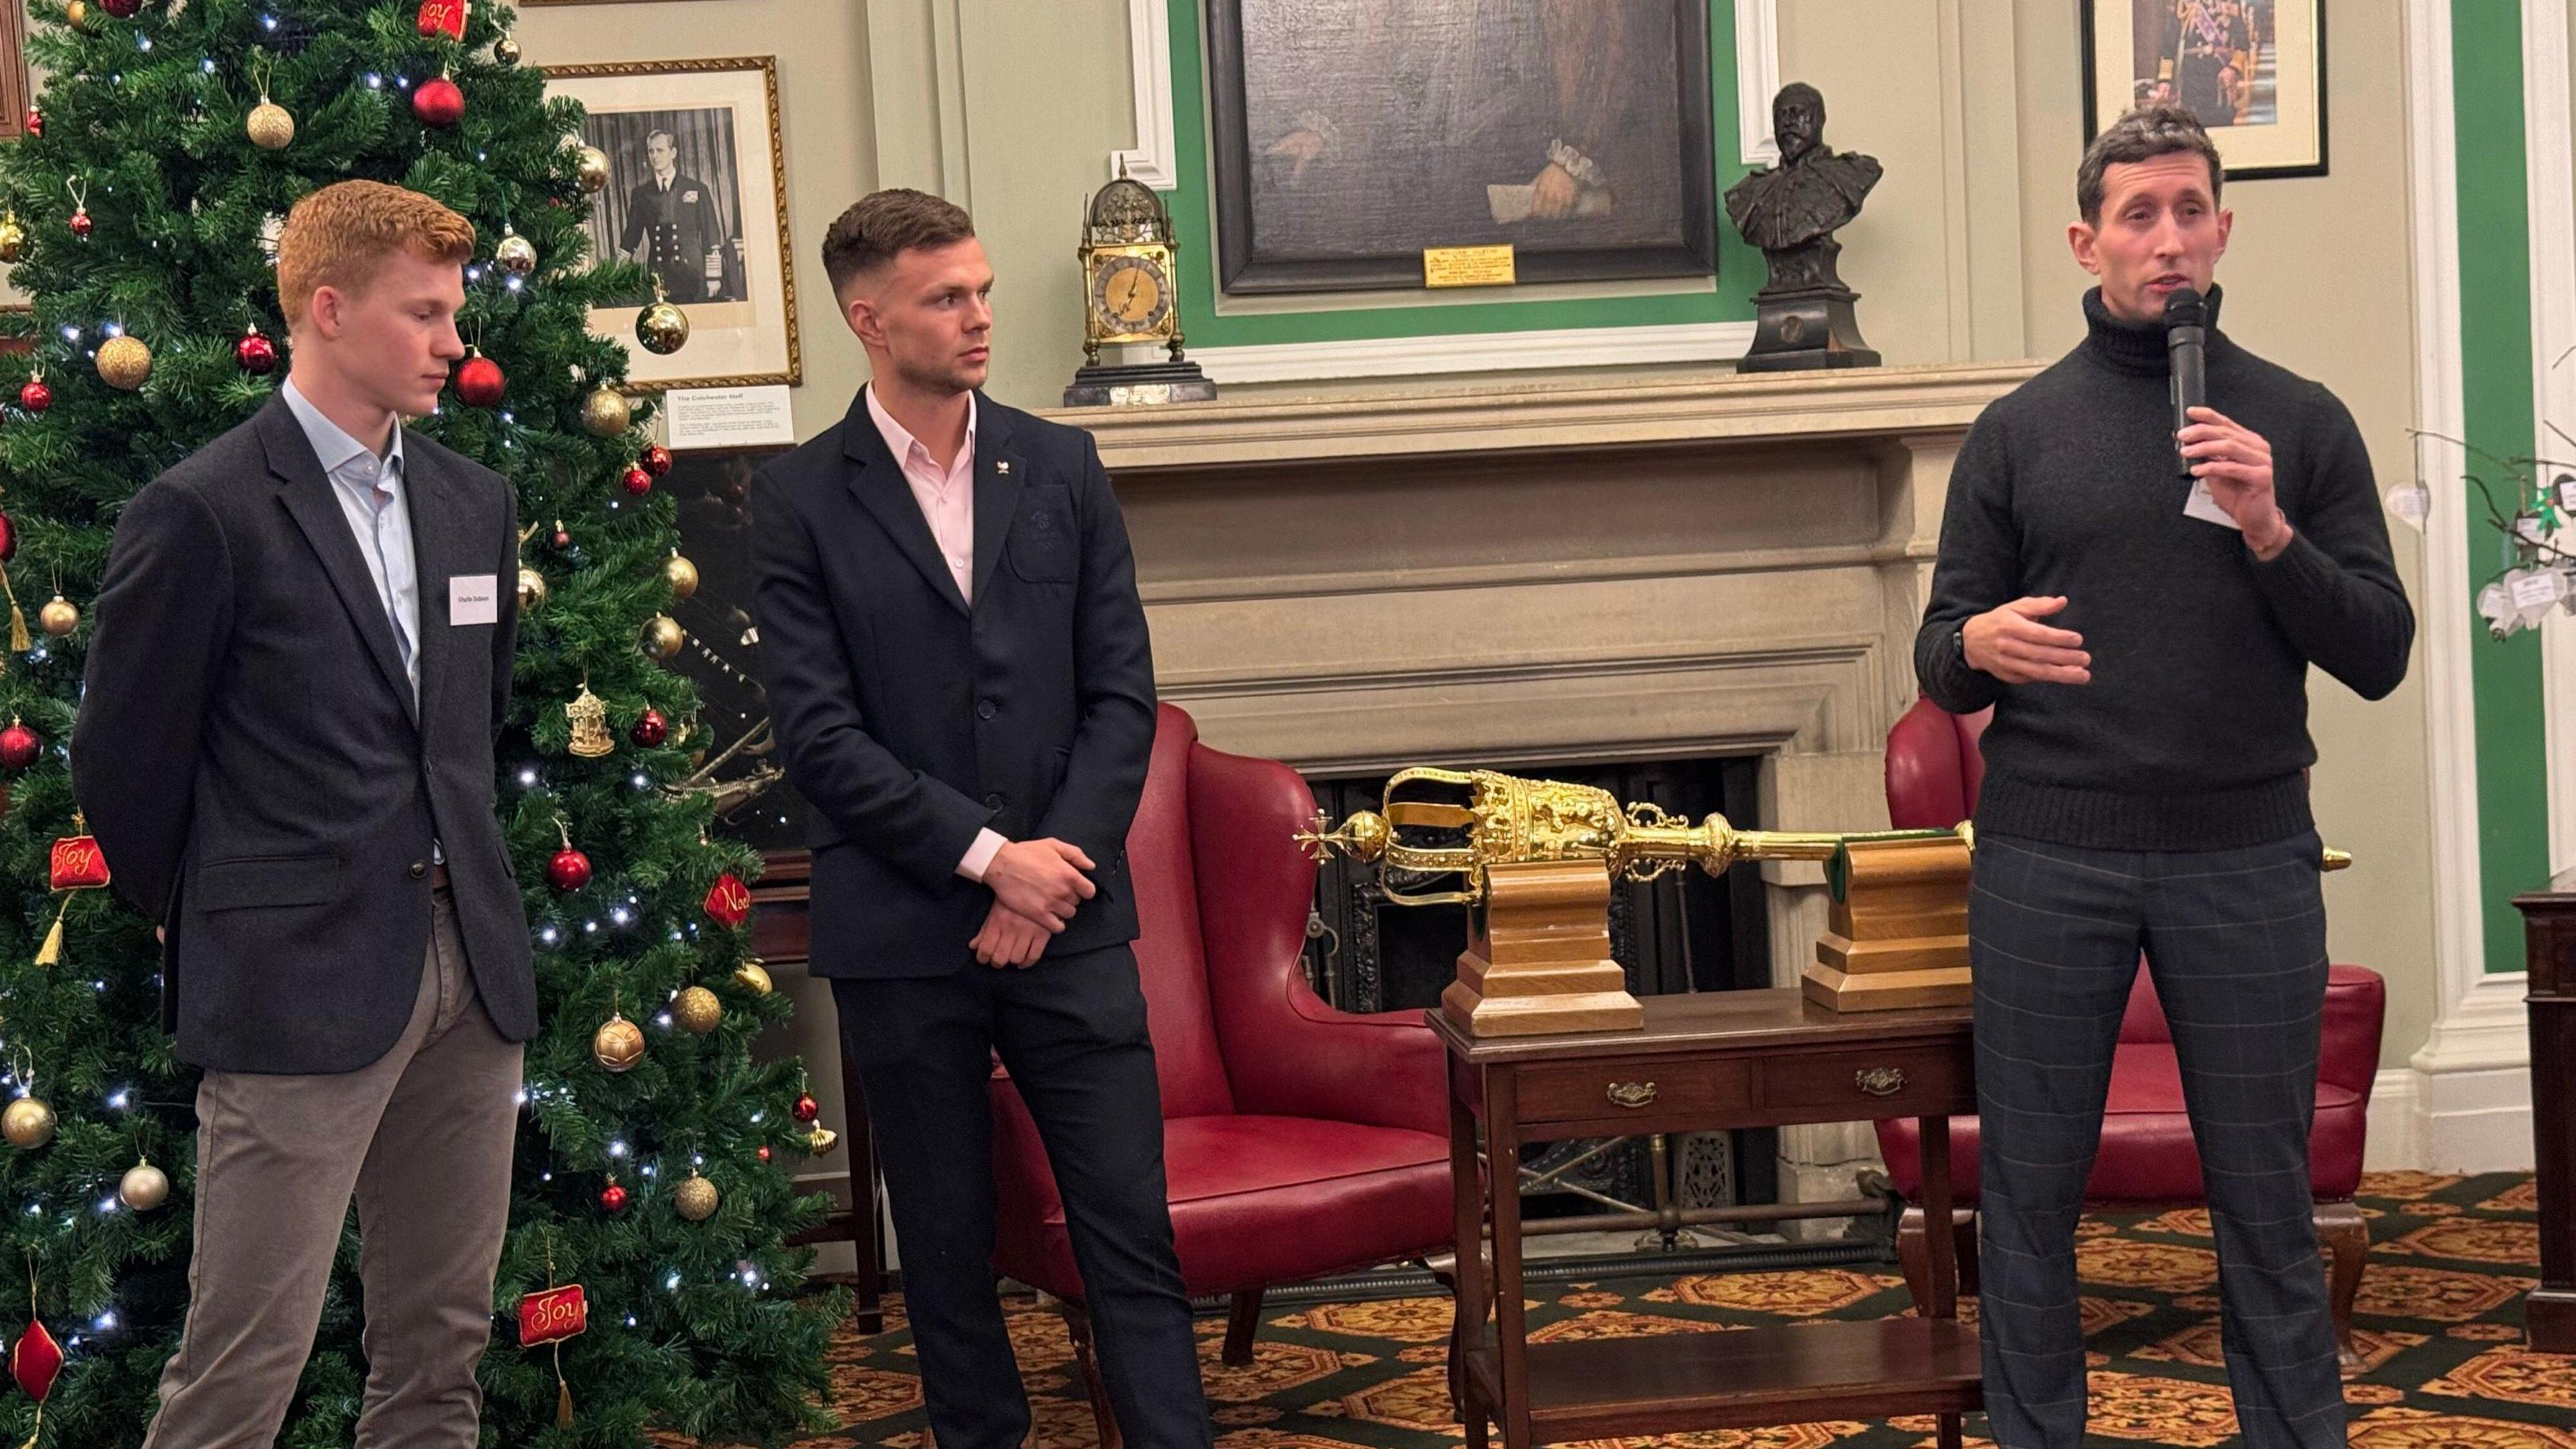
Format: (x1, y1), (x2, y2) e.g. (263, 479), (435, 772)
(770, 1173), (2569, 1448)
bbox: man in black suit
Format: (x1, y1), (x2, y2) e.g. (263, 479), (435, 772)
(75, 180), (533, 1448)
(751, 189), (1198, 1449)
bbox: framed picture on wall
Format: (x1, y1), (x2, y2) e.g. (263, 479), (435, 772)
(547, 56), (802, 390)
(2082, 0), (2326, 179)
(1203, 0), (1719, 294)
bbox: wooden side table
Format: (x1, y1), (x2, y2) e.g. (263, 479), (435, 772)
(2515, 867), (2576, 1352)
(1437, 989), (1979, 1449)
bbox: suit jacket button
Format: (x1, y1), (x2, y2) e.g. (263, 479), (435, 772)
(409, 861), (428, 879)
(976, 700), (998, 720)
(985, 792), (1006, 808)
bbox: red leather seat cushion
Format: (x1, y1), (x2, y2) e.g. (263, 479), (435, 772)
(1010, 1114), (1452, 1299)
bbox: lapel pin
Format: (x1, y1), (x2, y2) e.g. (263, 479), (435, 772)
(995, 460), (1011, 475)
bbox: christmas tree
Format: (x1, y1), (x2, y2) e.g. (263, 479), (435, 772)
(0, 2), (841, 1444)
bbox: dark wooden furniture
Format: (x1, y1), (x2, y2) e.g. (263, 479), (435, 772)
(2516, 866), (2576, 1352)
(751, 850), (885, 1335)
(1438, 989), (1979, 1449)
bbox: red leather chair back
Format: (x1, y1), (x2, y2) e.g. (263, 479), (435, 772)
(1124, 705), (1236, 1120)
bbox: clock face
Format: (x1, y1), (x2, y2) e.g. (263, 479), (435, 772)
(1091, 253), (1173, 335)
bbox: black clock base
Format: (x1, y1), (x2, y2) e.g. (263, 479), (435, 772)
(1062, 358), (1218, 408)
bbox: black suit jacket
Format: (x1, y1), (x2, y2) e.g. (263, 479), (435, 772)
(751, 388), (1157, 979)
(73, 397), (537, 1073)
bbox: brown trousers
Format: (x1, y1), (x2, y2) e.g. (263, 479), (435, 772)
(143, 888), (524, 1449)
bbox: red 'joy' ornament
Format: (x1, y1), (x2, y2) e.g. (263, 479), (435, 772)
(631, 708), (667, 747)
(792, 1093), (820, 1124)
(547, 845), (592, 892)
(17, 378), (50, 414)
(413, 74), (466, 127)
(0, 509), (17, 561)
(236, 327), (278, 376)
(454, 352), (505, 408)
(639, 444), (674, 478)
(0, 718), (42, 773)
(703, 873), (750, 928)
(417, 0), (468, 40)
(598, 1181), (629, 1215)
(621, 466), (651, 497)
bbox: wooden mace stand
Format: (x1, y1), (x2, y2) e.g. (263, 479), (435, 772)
(1442, 860), (1644, 1038)
(1805, 833), (1974, 1012)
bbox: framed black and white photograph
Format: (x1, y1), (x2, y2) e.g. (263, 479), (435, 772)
(549, 57), (802, 390)
(1204, 0), (1718, 295)
(2083, 0), (2325, 178)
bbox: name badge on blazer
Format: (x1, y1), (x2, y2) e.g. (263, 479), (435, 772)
(450, 574), (500, 625)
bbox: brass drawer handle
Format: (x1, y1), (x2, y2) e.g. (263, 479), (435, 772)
(1854, 1066), (1907, 1097)
(1606, 1081), (1658, 1109)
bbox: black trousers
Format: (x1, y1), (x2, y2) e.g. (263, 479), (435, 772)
(833, 946), (1210, 1449)
(1969, 831), (2343, 1449)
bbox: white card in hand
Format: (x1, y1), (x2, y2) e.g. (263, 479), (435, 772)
(449, 574), (499, 625)
(2183, 478), (2243, 531)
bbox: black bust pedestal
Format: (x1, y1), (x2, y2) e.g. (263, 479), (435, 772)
(1062, 357), (1218, 407)
(1737, 239), (1880, 374)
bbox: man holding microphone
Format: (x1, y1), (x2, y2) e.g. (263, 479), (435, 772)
(1915, 105), (2412, 1448)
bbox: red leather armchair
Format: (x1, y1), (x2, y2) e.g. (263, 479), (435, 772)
(1874, 696), (2383, 1371)
(990, 704), (1454, 1446)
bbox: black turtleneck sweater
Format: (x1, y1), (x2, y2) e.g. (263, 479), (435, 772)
(1914, 287), (2414, 851)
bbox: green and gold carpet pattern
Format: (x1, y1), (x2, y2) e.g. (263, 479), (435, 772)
(730, 1173), (2571, 1448)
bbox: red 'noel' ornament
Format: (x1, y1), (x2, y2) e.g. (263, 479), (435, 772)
(0, 718), (42, 772)
(17, 378), (49, 414)
(417, 0), (469, 40)
(631, 708), (667, 747)
(792, 1093), (820, 1124)
(236, 327), (278, 376)
(703, 873), (750, 928)
(639, 444), (674, 478)
(9, 1312), (61, 1403)
(598, 1181), (628, 1215)
(547, 845), (591, 892)
(454, 352), (505, 408)
(413, 74), (466, 127)
(518, 1283), (588, 1348)
(621, 467), (651, 497)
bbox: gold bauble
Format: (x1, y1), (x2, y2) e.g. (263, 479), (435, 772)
(3, 1096), (56, 1149)
(97, 334), (153, 390)
(591, 1013), (645, 1073)
(494, 228), (537, 277)
(39, 595), (78, 637)
(674, 985), (722, 1035)
(636, 299), (690, 356)
(733, 960), (773, 996)
(575, 145), (612, 195)
(495, 35), (523, 66)
(805, 1124), (839, 1158)
(579, 383), (631, 438)
(119, 1159), (170, 1211)
(247, 100), (295, 151)
(0, 215), (25, 266)
(674, 1172), (719, 1222)
(64, 0), (88, 31)
(517, 567), (547, 612)
(643, 614), (684, 661)
(663, 553), (698, 602)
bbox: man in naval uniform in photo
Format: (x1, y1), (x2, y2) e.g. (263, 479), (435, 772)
(619, 129), (731, 302)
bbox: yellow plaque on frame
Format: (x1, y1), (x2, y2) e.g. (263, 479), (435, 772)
(1424, 244), (1516, 288)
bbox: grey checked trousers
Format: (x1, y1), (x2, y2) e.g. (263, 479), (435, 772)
(1969, 830), (2344, 1449)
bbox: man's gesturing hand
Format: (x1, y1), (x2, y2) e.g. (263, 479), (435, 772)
(981, 838), (1096, 930)
(1963, 596), (2092, 686)
(971, 902), (1051, 968)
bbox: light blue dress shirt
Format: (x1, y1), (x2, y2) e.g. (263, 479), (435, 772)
(280, 378), (419, 702)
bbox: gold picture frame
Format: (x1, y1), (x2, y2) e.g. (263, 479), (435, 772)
(548, 56), (803, 392)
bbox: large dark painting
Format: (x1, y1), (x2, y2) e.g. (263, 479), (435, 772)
(663, 446), (807, 851)
(1207, 0), (1717, 294)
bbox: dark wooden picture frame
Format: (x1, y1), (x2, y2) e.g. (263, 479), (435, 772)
(1203, 0), (1718, 295)
(0, 2), (28, 142)
(2080, 0), (2327, 180)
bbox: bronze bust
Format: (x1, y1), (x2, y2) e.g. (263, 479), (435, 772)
(1725, 84), (1883, 371)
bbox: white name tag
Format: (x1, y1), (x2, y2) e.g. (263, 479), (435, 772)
(449, 574), (499, 625)
(2183, 478), (2243, 531)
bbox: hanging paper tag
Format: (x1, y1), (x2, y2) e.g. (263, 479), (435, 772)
(417, 1), (469, 40)
(519, 1284), (588, 1347)
(48, 835), (108, 892)
(2510, 569), (2566, 611)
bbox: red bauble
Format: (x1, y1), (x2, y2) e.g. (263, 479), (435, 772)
(0, 510), (17, 562)
(621, 467), (651, 497)
(100, 0), (143, 15)
(412, 76), (466, 127)
(236, 329), (278, 375)
(757, 1144), (773, 1164)
(792, 1093), (820, 1124)
(547, 846), (592, 892)
(19, 380), (50, 413)
(631, 708), (668, 747)
(454, 354), (505, 408)
(598, 1182), (629, 1215)
(639, 444), (674, 478)
(68, 209), (91, 239)
(0, 722), (42, 773)
(702, 873), (751, 928)
(551, 525), (572, 550)
(21, 110), (38, 140)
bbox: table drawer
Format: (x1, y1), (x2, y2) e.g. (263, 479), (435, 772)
(1761, 1044), (1970, 1118)
(1513, 1056), (1755, 1124)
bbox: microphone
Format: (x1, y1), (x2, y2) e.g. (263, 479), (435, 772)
(2165, 286), (2206, 478)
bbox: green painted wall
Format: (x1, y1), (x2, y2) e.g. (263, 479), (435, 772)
(2452, 0), (2554, 974)
(1160, 0), (1763, 347)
